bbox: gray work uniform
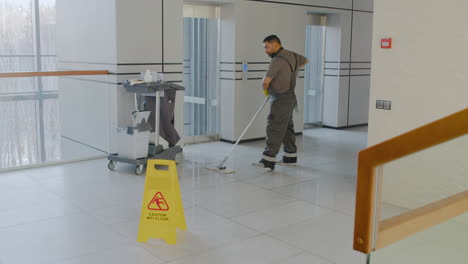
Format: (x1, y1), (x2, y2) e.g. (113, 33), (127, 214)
(144, 89), (181, 147)
(262, 49), (307, 163)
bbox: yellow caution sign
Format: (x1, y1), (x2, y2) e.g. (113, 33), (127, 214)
(137, 159), (186, 244)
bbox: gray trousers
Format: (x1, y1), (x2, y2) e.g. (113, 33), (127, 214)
(144, 89), (180, 147)
(262, 95), (297, 162)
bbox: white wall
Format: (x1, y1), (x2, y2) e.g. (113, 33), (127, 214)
(115, 0), (185, 147)
(232, 1), (309, 141)
(349, 11), (373, 125)
(56, 0), (117, 152)
(57, 0), (374, 152)
(354, 0), (374, 12)
(260, 0), (353, 10)
(184, 3), (220, 18)
(56, 0), (117, 64)
(368, 0), (468, 224)
(219, 4), (236, 141)
(322, 7), (373, 128)
(57, 0), (185, 152)
(219, 0), (374, 142)
(322, 14), (345, 127)
(116, 0), (163, 64)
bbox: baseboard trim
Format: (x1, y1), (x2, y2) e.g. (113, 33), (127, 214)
(220, 132), (303, 144)
(322, 123), (368, 130)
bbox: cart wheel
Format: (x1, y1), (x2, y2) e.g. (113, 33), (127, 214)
(108, 161), (116, 170)
(175, 152), (184, 164)
(135, 164), (145, 175)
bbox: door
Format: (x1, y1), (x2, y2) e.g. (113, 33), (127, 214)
(183, 17), (220, 140)
(304, 15), (327, 127)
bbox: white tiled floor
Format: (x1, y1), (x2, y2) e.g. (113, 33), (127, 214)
(0, 127), (370, 264)
(267, 211), (365, 264)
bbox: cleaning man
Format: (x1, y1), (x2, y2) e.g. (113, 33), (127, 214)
(254, 35), (309, 171)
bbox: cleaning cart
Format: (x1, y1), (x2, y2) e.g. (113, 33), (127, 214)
(107, 80), (185, 175)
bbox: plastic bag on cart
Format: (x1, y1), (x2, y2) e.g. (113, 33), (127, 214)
(144, 89), (181, 147)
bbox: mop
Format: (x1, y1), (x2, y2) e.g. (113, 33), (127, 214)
(206, 96), (271, 174)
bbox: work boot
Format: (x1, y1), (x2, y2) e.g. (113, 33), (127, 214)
(279, 152), (297, 166)
(252, 159), (275, 171)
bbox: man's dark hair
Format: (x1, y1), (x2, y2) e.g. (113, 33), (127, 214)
(263, 35), (281, 45)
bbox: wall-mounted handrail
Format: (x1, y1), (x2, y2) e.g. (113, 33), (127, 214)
(0, 70), (109, 78)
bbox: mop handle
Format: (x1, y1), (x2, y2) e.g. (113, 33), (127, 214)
(218, 96), (270, 167)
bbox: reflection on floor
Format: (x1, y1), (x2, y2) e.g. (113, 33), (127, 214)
(0, 127), (376, 264)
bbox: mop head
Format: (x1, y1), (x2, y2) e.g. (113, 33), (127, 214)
(205, 164), (236, 174)
(204, 97), (269, 176)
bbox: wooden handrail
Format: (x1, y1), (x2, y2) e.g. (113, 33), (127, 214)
(354, 108), (468, 254)
(0, 70), (109, 78)
(377, 190), (468, 249)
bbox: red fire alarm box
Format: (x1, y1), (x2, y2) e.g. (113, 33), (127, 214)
(381, 38), (392, 49)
